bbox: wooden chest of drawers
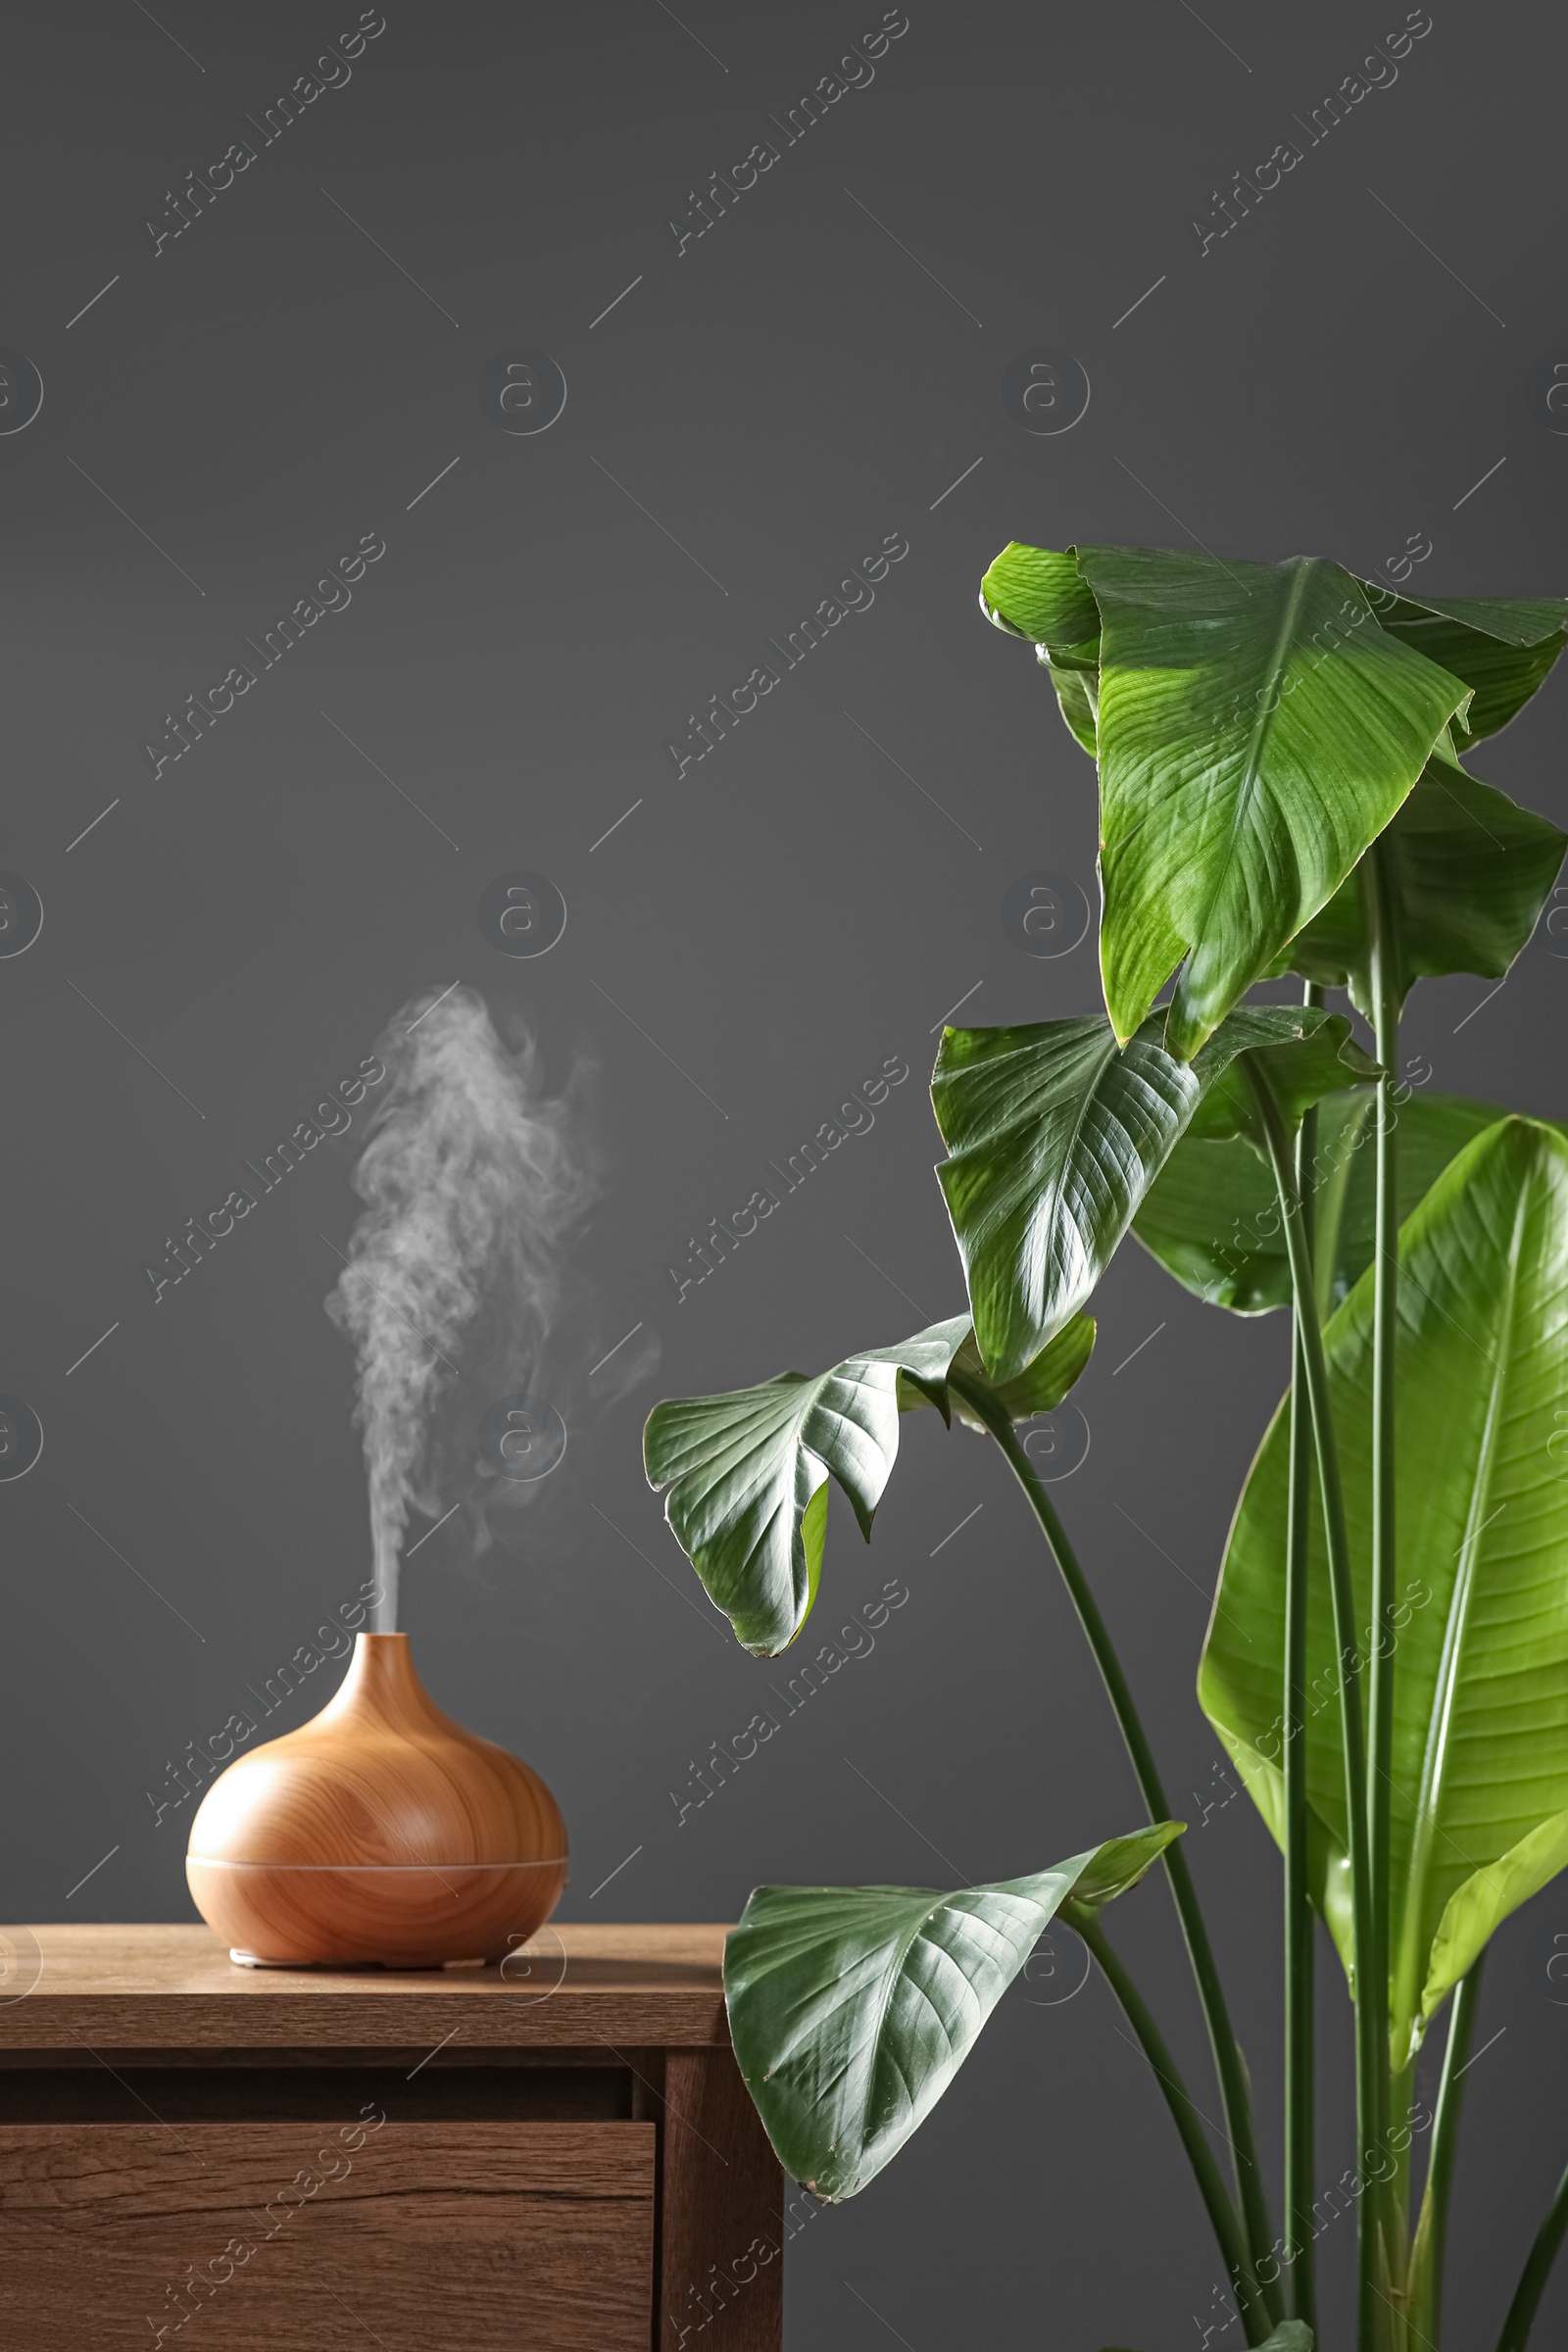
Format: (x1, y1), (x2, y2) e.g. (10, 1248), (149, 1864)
(0, 1924), (782, 2351)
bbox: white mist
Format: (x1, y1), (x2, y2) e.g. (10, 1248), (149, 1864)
(325, 984), (591, 1630)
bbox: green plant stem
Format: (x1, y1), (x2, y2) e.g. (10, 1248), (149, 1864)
(1243, 1056), (1382, 2352)
(1496, 2157), (1568, 2352)
(947, 1366), (1281, 2328)
(1409, 1960), (1485, 2346)
(1363, 845), (1401, 2308)
(1383, 2061), (1414, 2350)
(1069, 1901), (1273, 2347)
(1285, 981), (1322, 2333)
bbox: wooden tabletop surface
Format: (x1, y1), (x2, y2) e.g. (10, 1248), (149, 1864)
(0, 1923), (733, 2052)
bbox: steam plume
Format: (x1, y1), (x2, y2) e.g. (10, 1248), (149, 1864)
(325, 985), (595, 1631)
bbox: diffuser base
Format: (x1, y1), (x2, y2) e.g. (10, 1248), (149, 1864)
(227, 1948), (491, 1971)
(187, 1856), (568, 1971)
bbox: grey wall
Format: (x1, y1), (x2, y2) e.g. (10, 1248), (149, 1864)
(5, 1), (1567, 2344)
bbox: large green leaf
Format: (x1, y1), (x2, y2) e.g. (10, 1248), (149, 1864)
(932, 1004), (1374, 1384)
(644, 1315), (1093, 1656)
(1074, 545), (1466, 1056)
(979, 549), (1562, 1051)
(1360, 584), (1567, 747)
(724, 1823), (1182, 2200)
(1200, 1117), (1568, 2060)
(1133, 1089), (1506, 1317)
(1275, 743), (1565, 1018)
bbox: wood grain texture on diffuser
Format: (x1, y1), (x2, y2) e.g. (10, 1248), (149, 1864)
(187, 1636), (564, 1871)
(184, 1633), (567, 1965)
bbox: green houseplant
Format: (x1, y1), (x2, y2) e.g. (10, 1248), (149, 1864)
(642, 542), (1568, 2352)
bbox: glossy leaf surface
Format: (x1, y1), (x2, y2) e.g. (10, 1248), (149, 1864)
(724, 1823), (1182, 2200)
(1075, 545), (1467, 1055)
(1277, 744), (1565, 1017)
(644, 1315), (1093, 1655)
(1200, 1117), (1568, 2059)
(1133, 1088), (1505, 1317)
(933, 1004), (1371, 1383)
(1360, 585), (1567, 746)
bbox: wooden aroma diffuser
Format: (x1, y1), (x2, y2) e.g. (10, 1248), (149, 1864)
(186, 1632), (566, 1967)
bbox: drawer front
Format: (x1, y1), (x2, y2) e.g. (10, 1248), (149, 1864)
(0, 2120), (655, 2350)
